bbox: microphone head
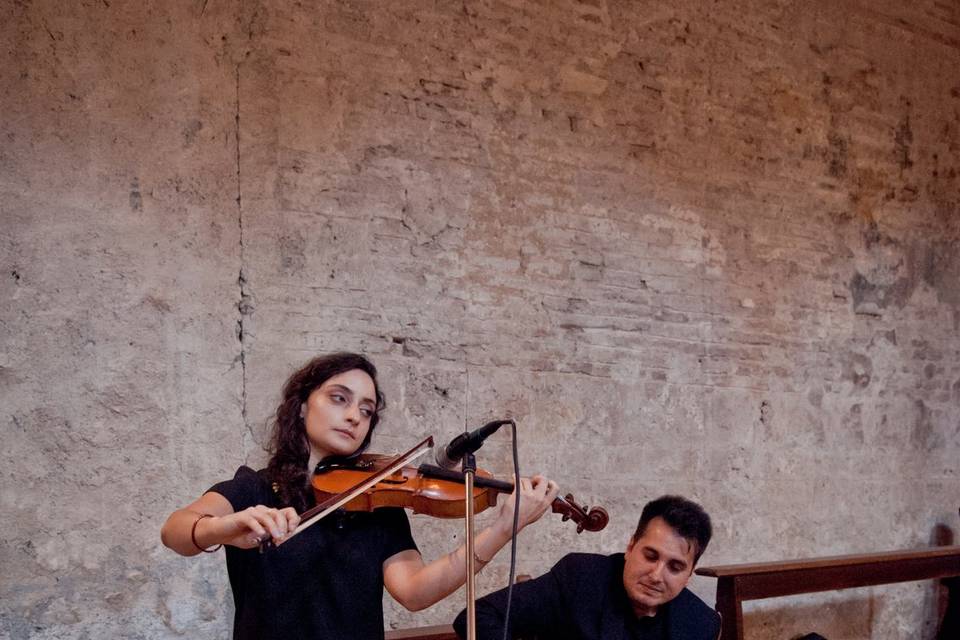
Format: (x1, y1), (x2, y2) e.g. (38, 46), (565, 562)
(435, 421), (509, 470)
(435, 431), (471, 470)
(434, 446), (460, 470)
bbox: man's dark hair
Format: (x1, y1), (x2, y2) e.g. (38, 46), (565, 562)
(632, 495), (712, 564)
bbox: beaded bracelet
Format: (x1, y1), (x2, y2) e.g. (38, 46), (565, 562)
(191, 514), (223, 553)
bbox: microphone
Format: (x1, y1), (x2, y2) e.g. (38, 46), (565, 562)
(434, 419), (510, 469)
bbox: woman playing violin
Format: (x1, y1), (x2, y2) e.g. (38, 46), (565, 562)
(161, 352), (559, 639)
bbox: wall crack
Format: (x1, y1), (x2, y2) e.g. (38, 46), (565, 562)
(235, 63), (250, 432)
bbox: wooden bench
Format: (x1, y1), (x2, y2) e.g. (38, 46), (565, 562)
(695, 545), (960, 640)
(385, 624), (457, 640)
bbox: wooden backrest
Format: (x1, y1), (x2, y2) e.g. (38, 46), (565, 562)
(695, 545), (960, 640)
(695, 545), (960, 600)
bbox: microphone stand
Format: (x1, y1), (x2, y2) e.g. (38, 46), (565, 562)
(462, 451), (478, 640)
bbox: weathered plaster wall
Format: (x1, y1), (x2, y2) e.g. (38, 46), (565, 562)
(2, 1), (958, 638)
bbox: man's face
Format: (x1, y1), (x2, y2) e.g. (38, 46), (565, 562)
(622, 516), (696, 617)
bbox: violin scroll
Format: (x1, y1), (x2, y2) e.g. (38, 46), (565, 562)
(552, 493), (609, 534)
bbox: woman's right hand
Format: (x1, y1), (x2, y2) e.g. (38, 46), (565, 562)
(162, 492), (302, 556)
(202, 505), (301, 549)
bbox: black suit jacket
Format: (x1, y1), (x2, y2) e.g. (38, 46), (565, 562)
(454, 553), (720, 640)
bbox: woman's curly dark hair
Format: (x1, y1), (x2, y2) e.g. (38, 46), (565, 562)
(265, 352), (385, 512)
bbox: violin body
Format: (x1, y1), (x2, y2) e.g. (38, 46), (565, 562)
(310, 454), (608, 533)
(263, 436), (604, 552)
(312, 454), (501, 518)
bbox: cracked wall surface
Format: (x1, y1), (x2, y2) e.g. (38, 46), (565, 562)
(2, 1), (959, 638)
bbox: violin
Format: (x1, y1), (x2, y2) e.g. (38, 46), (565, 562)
(267, 437), (607, 549)
(311, 454), (610, 534)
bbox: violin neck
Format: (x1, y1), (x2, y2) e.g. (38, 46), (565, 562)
(417, 464), (514, 494)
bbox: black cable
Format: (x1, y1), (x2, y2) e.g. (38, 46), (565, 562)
(500, 419), (519, 640)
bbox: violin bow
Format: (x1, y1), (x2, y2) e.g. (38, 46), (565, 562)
(265, 435), (434, 549)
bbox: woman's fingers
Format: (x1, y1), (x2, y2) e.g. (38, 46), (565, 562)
(544, 479), (560, 502)
(531, 475), (550, 497)
(266, 506), (288, 536)
(235, 506), (293, 543)
(525, 474), (557, 503)
(282, 507), (301, 531)
(235, 507), (268, 539)
(513, 474), (559, 527)
(491, 473), (564, 535)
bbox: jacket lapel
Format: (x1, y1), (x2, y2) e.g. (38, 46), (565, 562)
(599, 585), (635, 640)
(599, 603), (633, 640)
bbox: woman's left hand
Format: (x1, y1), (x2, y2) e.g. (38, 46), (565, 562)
(492, 474), (560, 536)
(382, 473), (560, 611)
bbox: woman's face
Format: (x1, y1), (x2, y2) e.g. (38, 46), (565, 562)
(302, 368), (377, 462)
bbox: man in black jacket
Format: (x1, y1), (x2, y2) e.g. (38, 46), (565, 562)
(454, 495), (720, 640)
